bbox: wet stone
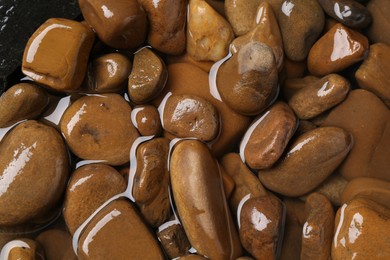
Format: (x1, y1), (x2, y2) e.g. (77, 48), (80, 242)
(157, 222), (191, 259)
(1, 239), (45, 260)
(225, 0), (263, 36)
(132, 105), (162, 136)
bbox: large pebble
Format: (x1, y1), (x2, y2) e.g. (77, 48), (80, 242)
(277, 0), (324, 61)
(321, 89), (390, 181)
(36, 229), (77, 260)
(60, 94), (139, 166)
(162, 94), (219, 141)
(239, 196), (284, 260)
(133, 138), (170, 227)
(308, 23), (369, 76)
(0, 120), (68, 226)
(217, 41), (278, 116)
(242, 102), (296, 170)
(356, 43), (390, 106)
(288, 74), (350, 119)
(301, 193), (334, 260)
(63, 164), (126, 234)
(140, 0), (186, 55)
(79, 0), (147, 49)
(225, 0), (262, 35)
(317, 0), (372, 29)
(258, 127), (353, 197)
(366, 0), (390, 45)
(22, 18), (94, 91)
(187, 0), (234, 61)
(128, 48), (167, 104)
(332, 198), (390, 259)
(78, 199), (165, 259)
(170, 140), (242, 259)
(0, 83), (49, 128)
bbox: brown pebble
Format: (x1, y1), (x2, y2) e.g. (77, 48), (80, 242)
(2, 239), (45, 260)
(22, 18), (95, 91)
(157, 222), (191, 259)
(132, 105), (162, 136)
(239, 196), (284, 260)
(36, 229), (77, 260)
(60, 94), (139, 166)
(258, 127), (353, 197)
(366, 0), (390, 45)
(128, 48), (167, 104)
(85, 53), (132, 93)
(0, 83), (49, 128)
(133, 138), (170, 227)
(140, 0), (187, 55)
(277, 0), (325, 61)
(308, 23), (369, 76)
(63, 164), (126, 234)
(356, 43), (390, 106)
(243, 102), (296, 170)
(288, 74), (350, 119)
(162, 94), (219, 141)
(225, 0), (262, 36)
(79, 0), (147, 49)
(0, 120), (68, 226)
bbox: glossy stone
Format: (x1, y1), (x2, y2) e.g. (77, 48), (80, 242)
(258, 127), (353, 197)
(36, 229), (77, 260)
(242, 102), (296, 169)
(140, 0), (187, 55)
(1, 239), (44, 260)
(187, 0), (234, 62)
(288, 74), (350, 119)
(308, 23), (369, 76)
(60, 94), (139, 166)
(239, 196), (284, 260)
(301, 193), (334, 260)
(0, 83), (49, 128)
(78, 199), (165, 259)
(79, 0), (147, 49)
(170, 140), (242, 259)
(131, 105), (162, 136)
(321, 89), (390, 181)
(332, 198), (390, 259)
(225, 0), (262, 35)
(341, 177), (390, 209)
(217, 42), (278, 116)
(133, 138), (170, 227)
(356, 43), (390, 106)
(367, 0), (390, 45)
(0, 120), (68, 226)
(85, 53), (131, 93)
(162, 94), (219, 141)
(128, 48), (167, 104)
(157, 222), (191, 259)
(22, 18), (95, 91)
(317, 0), (372, 29)
(277, 0), (325, 61)
(221, 153), (267, 214)
(63, 164), (126, 234)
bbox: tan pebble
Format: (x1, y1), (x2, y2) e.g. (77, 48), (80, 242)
(132, 105), (162, 136)
(225, 0), (262, 36)
(2, 239), (44, 260)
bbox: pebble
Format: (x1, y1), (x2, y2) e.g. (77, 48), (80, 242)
(60, 94), (139, 166)
(79, 0), (147, 49)
(84, 53), (132, 93)
(140, 0), (187, 55)
(0, 120), (68, 226)
(332, 198), (390, 259)
(277, 0), (325, 61)
(317, 0), (372, 29)
(366, 0), (390, 45)
(157, 221), (191, 259)
(36, 229), (77, 260)
(0, 83), (49, 128)
(288, 74), (350, 119)
(309, 173), (348, 207)
(128, 47), (168, 104)
(132, 105), (162, 136)
(1, 239), (44, 260)
(321, 89), (390, 181)
(162, 94), (219, 141)
(133, 138), (170, 227)
(63, 163), (126, 234)
(258, 126), (353, 197)
(187, 0), (234, 61)
(308, 23), (369, 76)
(356, 43), (390, 106)
(22, 18), (95, 91)
(78, 199), (165, 259)
(170, 140), (242, 259)
(225, 0), (262, 35)
(239, 196), (284, 260)
(242, 102), (296, 170)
